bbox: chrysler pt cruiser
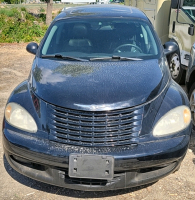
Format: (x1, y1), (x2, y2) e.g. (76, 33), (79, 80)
(2, 5), (192, 191)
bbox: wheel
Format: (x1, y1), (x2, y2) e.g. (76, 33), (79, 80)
(168, 51), (186, 84)
(189, 82), (195, 129)
(113, 44), (142, 53)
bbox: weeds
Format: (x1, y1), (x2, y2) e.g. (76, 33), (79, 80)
(0, 7), (48, 43)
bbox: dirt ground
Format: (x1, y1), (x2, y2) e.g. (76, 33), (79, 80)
(1, 43), (195, 200)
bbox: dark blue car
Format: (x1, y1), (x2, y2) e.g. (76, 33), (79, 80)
(2, 5), (192, 191)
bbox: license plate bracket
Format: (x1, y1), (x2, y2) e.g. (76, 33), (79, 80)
(69, 154), (114, 180)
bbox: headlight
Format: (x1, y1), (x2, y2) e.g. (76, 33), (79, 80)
(5, 103), (37, 133)
(153, 106), (191, 137)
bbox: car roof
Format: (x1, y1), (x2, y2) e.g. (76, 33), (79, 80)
(54, 5), (148, 21)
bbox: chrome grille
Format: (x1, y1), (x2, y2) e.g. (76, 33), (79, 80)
(47, 104), (144, 147)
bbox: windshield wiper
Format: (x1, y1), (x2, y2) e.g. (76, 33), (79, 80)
(90, 55), (143, 61)
(41, 54), (89, 62)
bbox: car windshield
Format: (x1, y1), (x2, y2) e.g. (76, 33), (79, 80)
(41, 17), (159, 60)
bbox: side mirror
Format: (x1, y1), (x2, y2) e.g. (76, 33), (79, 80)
(164, 41), (178, 56)
(171, 0), (184, 9)
(26, 42), (38, 55)
(188, 25), (194, 36)
(172, 0), (194, 35)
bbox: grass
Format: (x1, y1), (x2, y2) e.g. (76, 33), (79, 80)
(0, 6), (48, 43)
(3, 3), (87, 12)
(0, 7), (19, 16)
(0, 3), (89, 43)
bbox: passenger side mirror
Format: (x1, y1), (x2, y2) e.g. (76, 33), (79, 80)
(171, 0), (184, 9)
(164, 41), (178, 56)
(26, 42), (39, 55)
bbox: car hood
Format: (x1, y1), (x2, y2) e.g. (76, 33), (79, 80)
(31, 58), (169, 111)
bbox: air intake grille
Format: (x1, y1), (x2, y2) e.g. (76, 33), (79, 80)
(47, 104), (143, 147)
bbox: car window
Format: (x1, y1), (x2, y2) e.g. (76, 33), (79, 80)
(182, 6), (195, 22)
(41, 17), (160, 60)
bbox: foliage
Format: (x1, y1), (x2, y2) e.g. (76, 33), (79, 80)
(183, 0), (195, 6)
(38, 7), (45, 13)
(0, 7), (48, 43)
(38, 7), (46, 21)
(0, 7), (20, 17)
(3, 0), (24, 4)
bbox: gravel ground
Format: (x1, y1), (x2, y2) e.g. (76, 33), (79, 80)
(1, 43), (195, 200)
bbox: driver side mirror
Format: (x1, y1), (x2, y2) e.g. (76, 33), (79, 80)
(164, 41), (178, 56)
(26, 42), (39, 55)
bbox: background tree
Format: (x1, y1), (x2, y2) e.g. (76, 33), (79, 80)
(183, 0), (195, 6)
(46, 0), (53, 25)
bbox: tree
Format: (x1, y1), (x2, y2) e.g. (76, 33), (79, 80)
(183, 0), (195, 6)
(46, 0), (53, 25)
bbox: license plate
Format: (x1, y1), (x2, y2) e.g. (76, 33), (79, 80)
(69, 154), (114, 180)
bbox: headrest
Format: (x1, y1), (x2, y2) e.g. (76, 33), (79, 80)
(73, 24), (88, 38)
(114, 23), (137, 38)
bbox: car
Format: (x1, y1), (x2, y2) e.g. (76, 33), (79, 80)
(185, 42), (195, 129)
(2, 5), (192, 191)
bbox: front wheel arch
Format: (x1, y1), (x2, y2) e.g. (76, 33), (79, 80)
(189, 82), (195, 129)
(167, 49), (186, 84)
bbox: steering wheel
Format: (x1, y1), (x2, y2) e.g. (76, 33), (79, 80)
(114, 44), (142, 53)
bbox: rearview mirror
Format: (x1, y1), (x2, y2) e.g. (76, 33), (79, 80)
(171, 0), (184, 9)
(26, 42), (39, 55)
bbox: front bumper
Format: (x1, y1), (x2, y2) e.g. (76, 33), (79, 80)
(3, 127), (190, 191)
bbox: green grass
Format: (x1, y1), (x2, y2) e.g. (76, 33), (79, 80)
(0, 7), (19, 17)
(0, 6), (48, 43)
(0, 3), (89, 43)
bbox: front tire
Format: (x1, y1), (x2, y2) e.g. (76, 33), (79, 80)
(168, 51), (185, 84)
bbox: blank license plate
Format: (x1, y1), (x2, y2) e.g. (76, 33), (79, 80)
(69, 154), (114, 180)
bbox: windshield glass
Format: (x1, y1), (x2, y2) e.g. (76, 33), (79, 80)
(41, 17), (159, 60)
(183, 6), (195, 21)
(183, 1), (195, 21)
